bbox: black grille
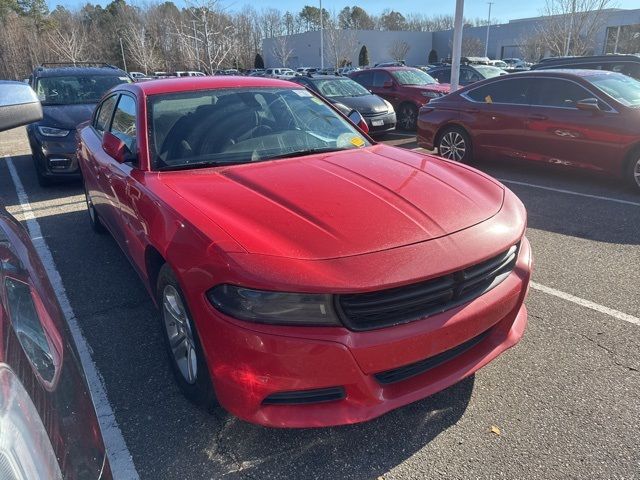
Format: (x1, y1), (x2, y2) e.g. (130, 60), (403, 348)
(262, 387), (345, 405)
(374, 327), (492, 385)
(337, 244), (519, 331)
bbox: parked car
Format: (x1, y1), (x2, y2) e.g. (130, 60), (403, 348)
(296, 67), (318, 75)
(26, 64), (131, 186)
(291, 74), (396, 133)
(530, 54), (640, 80)
(417, 69), (640, 191)
(337, 66), (360, 76)
(488, 60), (509, 69)
(264, 68), (297, 79)
(77, 75), (531, 428)
(374, 61), (405, 67)
(502, 58), (529, 72)
(350, 66), (450, 130)
(244, 68), (265, 76)
(175, 71), (206, 77)
(316, 67), (338, 75)
(428, 64), (508, 86)
(153, 71), (171, 78)
(0, 80), (112, 479)
(129, 71), (149, 80)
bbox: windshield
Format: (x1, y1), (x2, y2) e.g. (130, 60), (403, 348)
(35, 75), (130, 105)
(149, 87), (371, 170)
(473, 65), (507, 78)
(588, 73), (640, 107)
(391, 69), (437, 85)
(314, 78), (370, 98)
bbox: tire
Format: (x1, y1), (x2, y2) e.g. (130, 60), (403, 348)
(437, 126), (473, 163)
(397, 103), (418, 131)
(157, 264), (218, 410)
(83, 184), (106, 234)
(624, 151), (640, 193)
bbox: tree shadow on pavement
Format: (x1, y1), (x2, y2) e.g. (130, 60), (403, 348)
(206, 376), (474, 479)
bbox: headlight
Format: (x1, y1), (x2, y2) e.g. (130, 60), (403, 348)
(207, 285), (341, 326)
(421, 91), (440, 99)
(37, 126), (70, 137)
(383, 99), (395, 113)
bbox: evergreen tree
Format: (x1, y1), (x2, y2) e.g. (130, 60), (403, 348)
(358, 45), (369, 67)
(254, 53), (264, 69)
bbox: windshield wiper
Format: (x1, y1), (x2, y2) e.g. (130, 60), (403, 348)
(156, 160), (243, 171)
(264, 147), (346, 161)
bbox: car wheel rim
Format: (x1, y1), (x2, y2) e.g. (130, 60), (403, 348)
(162, 285), (198, 385)
(634, 158), (640, 188)
(440, 131), (466, 162)
(400, 106), (416, 129)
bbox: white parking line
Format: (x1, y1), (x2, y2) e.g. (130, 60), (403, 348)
(531, 282), (640, 327)
(5, 157), (139, 480)
(498, 179), (640, 207)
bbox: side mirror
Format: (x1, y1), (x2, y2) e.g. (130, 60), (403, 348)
(576, 98), (601, 112)
(347, 109), (369, 134)
(102, 131), (134, 164)
(0, 81), (42, 133)
(383, 80), (393, 89)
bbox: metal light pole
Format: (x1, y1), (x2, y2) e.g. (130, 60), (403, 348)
(320, 0), (324, 69)
(484, 2), (493, 58)
(119, 37), (127, 73)
(450, 0), (465, 91)
(564, 0), (576, 56)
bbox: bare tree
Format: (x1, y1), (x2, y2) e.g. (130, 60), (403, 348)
(389, 40), (410, 62)
(461, 36), (485, 56)
(519, 32), (547, 62)
(271, 35), (293, 66)
(47, 11), (88, 64)
(536, 0), (616, 56)
(324, 19), (358, 67)
(122, 9), (159, 75)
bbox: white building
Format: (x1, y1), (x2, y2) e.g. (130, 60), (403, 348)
(262, 8), (640, 68)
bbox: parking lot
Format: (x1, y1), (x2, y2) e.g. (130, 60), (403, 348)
(1, 126), (638, 479)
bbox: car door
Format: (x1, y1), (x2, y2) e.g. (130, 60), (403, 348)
(460, 77), (534, 160)
(81, 94), (120, 233)
(525, 77), (620, 172)
(370, 71), (398, 107)
(104, 93), (146, 270)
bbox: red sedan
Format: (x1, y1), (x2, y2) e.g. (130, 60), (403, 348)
(417, 69), (640, 191)
(77, 76), (531, 428)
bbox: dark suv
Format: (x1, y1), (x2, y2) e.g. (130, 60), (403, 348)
(530, 54), (640, 80)
(27, 63), (131, 186)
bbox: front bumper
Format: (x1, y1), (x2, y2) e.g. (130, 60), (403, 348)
(364, 111), (396, 133)
(200, 237), (531, 428)
(28, 129), (81, 178)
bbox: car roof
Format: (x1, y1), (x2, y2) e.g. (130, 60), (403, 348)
(538, 54), (639, 64)
(366, 66), (418, 72)
(513, 68), (618, 78)
(34, 66), (127, 78)
(117, 76), (302, 96)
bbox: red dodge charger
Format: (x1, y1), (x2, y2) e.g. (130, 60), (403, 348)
(77, 76), (531, 427)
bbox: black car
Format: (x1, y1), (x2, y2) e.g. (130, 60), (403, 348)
(291, 75), (397, 133)
(428, 64), (507, 86)
(27, 64), (131, 186)
(530, 54), (640, 80)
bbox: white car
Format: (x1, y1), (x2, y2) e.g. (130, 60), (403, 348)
(175, 71), (206, 77)
(265, 68), (298, 79)
(128, 71), (148, 80)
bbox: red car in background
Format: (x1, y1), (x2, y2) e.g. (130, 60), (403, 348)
(77, 76), (531, 428)
(350, 67), (450, 130)
(0, 80), (111, 479)
(417, 69), (640, 191)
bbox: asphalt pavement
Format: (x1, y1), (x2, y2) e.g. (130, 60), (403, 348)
(1, 127), (638, 480)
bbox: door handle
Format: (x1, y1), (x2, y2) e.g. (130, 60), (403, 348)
(528, 114), (548, 120)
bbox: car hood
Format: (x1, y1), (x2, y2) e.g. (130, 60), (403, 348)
(160, 145), (504, 260)
(403, 83), (451, 94)
(39, 104), (96, 130)
(331, 94), (390, 115)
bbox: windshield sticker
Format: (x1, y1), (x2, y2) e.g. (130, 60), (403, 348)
(485, 95), (493, 103)
(350, 137), (365, 148)
(293, 89), (312, 97)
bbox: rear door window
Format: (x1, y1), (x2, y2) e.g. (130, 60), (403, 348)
(466, 78), (534, 104)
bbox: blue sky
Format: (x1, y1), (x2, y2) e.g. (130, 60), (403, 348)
(50, 0), (639, 22)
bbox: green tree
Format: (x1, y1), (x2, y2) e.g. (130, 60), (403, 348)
(299, 5), (328, 31)
(358, 44), (369, 67)
(339, 6), (374, 30)
(0, 0), (19, 20)
(380, 9), (406, 31)
(254, 52), (264, 69)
